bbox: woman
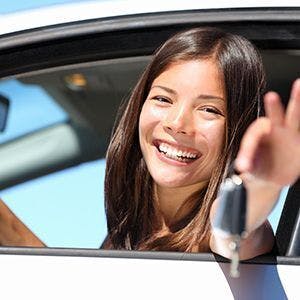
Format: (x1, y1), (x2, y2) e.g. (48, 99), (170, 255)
(102, 27), (300, 259)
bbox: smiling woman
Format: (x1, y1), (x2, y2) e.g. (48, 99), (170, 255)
(102, 27), (300, 259)
(140, 60), (225, 188)
(139, 60), (226, 227)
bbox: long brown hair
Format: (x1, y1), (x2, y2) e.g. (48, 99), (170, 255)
(102, 27), (266, 251)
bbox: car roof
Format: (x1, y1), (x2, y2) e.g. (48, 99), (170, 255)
(0, 0), (299, 35)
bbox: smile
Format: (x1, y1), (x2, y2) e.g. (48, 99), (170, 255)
(154, 141), (200, 163)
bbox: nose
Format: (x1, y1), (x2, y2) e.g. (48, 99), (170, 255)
(162, 104), (194, 135)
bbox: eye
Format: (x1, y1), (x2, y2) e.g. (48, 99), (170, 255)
(151, 96), (172, 104)
(200, 106), (223, 116)
(197, 106), (225, 120)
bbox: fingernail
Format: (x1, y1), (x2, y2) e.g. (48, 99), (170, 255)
(291, 79), (300, 99)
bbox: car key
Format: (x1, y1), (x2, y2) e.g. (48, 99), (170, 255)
(212, 174), (247, 278)
(229, 234), (241, 278)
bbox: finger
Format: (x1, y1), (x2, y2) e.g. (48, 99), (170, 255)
(285, 78), (300, 130)
(264, 91), (285, 126)
(235, 117), (271, 173)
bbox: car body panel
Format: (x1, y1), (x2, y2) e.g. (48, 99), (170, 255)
(1, 0), (300, 35)
(0, 250), (299, 299)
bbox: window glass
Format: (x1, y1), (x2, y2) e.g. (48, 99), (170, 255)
(0, 74), (107, 248)
(269, 187), (288, 233)
(0, 58), (135, 248)
(0, 79), (68, 144)
(1, 159), (107, 248)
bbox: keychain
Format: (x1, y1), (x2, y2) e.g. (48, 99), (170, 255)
(212, 173), (247, 278)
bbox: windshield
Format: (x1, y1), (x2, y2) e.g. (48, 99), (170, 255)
(0, 79), (67, 144)
(0, 0), (90, 14)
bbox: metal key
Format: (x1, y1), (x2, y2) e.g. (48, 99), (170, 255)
(212, 174), (247, 278)
(229, 235), (241, 278)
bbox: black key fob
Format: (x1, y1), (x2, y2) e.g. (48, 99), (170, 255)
(212, 174), (247, 237)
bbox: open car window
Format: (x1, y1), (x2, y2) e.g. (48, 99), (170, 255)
(0, 57), (149, 248)
(0, 51), (295, 248)
(0, 79), (68, 143)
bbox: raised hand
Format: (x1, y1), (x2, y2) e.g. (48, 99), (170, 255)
(236, 79), (300, 188)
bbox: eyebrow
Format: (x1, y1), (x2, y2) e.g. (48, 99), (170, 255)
(151, 85), (176, 95)
(150, 85), (225, 102)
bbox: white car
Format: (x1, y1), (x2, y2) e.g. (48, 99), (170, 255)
(0, 1), (299, 299)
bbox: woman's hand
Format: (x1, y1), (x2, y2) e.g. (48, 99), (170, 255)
(234, 78), (300, 234)
(210, 79), (300, 260)
(0, 200), (45, 247)
(235, 78), (300, 187)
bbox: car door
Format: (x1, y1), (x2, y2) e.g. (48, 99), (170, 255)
(0, 2), (299, 299)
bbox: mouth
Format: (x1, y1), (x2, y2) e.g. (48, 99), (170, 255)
(153, 140), (201, 163)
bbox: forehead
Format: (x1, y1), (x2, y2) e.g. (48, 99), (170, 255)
(151, 59), (225, 97)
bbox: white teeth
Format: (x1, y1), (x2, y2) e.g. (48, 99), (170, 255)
(171, 149), (177, 157)
(160, 144), (167, 153)
(158, 143), (198, 160)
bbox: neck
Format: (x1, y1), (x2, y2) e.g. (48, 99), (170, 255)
(155, 181), (207, 226)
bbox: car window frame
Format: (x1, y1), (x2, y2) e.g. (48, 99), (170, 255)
(0, 7), (299, 265)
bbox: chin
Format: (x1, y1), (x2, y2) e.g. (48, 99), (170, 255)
(152, 175), (201, 189)
(156, 181), (186, 189)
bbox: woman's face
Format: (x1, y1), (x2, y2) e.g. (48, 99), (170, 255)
(139, 59), (226, 191)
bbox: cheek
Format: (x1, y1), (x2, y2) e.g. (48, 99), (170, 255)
(139, 103), (167, 137)
(200, 121), (225, 154)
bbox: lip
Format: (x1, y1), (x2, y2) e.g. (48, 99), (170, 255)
(153, 139), (201, 167)
(153, 139), (201, 156)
